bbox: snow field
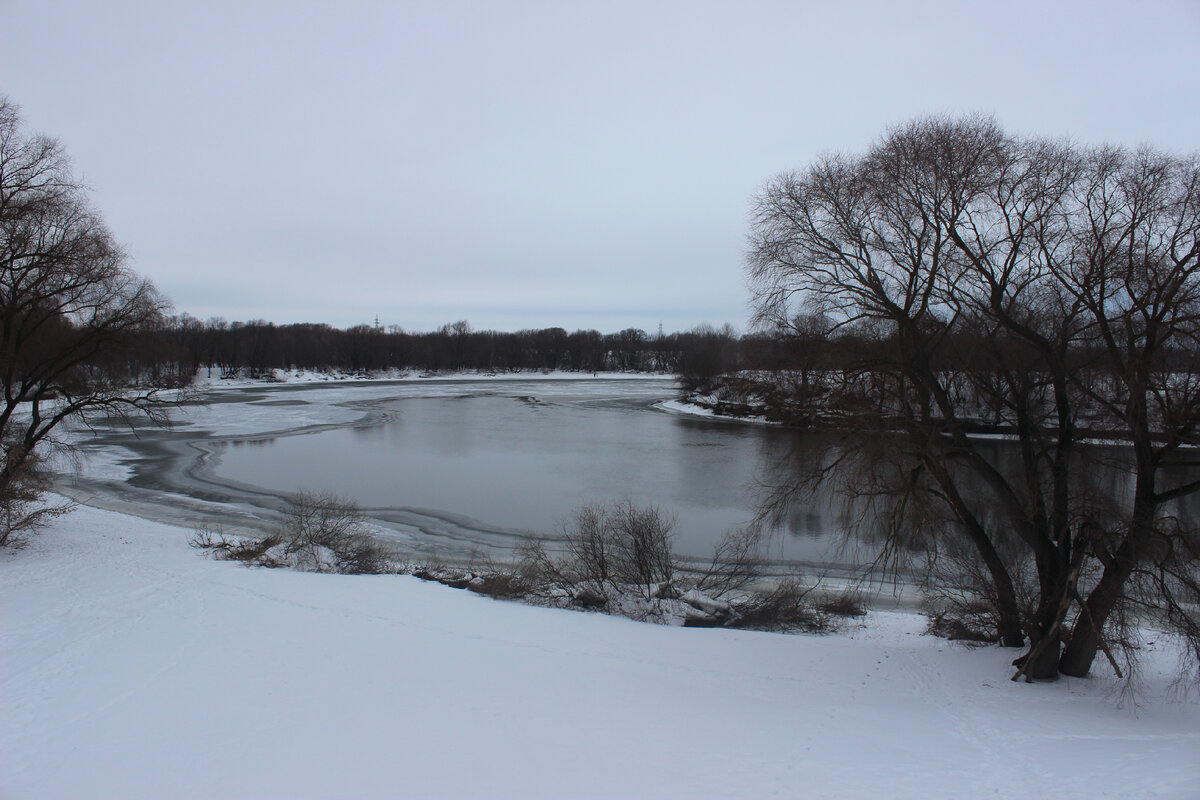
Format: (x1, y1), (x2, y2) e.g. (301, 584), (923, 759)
(2, 503), (1198, 799)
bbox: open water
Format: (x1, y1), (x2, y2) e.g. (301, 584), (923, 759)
(56, 377), (862, 568)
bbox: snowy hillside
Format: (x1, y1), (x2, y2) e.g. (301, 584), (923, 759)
(2, 503), (1198, 799)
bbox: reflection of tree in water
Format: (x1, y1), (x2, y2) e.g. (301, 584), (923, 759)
(782, 506), (823, 539)
(229, 438), (277, 448)
(752, 428), (1188, 572)
(754, 430), (864, 544)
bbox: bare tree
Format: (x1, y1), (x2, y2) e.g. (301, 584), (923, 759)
(607, 500), (675, 593)
(1052, 146), (1200, 676)
(748, 116), (1200, 680)
(1, 97), (170, 539)
(278, 490), (381, 573)
(556, 501), (677, 599)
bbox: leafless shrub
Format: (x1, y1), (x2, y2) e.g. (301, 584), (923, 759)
(192, 492), (390, 574)
(189, 525), (281, 562)
(277, 490), (391, 573)
(728, 577), (834, 633)
(457, 552), (541, 599)
(188, 525), (220, 550)
(608, 501), (675, 593)
(513, 538), (571, 592)
(468, 570), (537, 600)
(516, 534), (610, 608)
(280, 491), (362, 557)
(511, 504), (686, 610)
(413, 567), (472, 589)
(817, 590), (868, 619)
(696, 526), (766, 599)
(918, 538), (1032, 647)
(0, 454), (72, 548)
(923, 602), (1001, 644)
(564, 504), (614, 587)
(555, 501), (677, 599)
(1120, 514), (1200, 691)
(335, 536), (392, 575)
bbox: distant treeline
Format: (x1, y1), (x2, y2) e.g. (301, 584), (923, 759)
(131, 316), (767, 382)
(102, 313), (1200, 394)
(100, 309), (1200, 398)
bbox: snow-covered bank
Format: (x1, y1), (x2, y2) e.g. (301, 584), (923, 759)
(656, 397), (774, 424)
(3, 504), (1198, 799)
(190, 367), (672, 389)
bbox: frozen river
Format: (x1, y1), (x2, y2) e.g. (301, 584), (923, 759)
(54, 376), (864, 568)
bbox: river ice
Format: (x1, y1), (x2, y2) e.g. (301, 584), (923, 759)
(51, 374), (847, 568)
(10, 373), (1200, 797)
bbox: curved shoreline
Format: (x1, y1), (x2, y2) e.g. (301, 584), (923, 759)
(50, 376), (903, 583)
(52, 377), (685, 563)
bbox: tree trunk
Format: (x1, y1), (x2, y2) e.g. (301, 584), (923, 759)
(960, 511), (1026, 648)
(1012, 560), (1080, 681)
(996, 608), (1025, 649)
(1059, 557), (1131, 677)
(926, 458), (1025, 648)
(1022, 633), (1062, 680)
(1061, 477), (1156, 678)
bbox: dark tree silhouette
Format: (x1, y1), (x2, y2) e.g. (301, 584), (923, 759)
(1, 98), (170, 542)
(748, 116), (1200, 680)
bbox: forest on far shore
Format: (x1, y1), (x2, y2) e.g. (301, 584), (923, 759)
(121, 316), (759, 384)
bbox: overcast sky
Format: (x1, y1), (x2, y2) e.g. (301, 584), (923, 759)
(3, 1), (1197, 333)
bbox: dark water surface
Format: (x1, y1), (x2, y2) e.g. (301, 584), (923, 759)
(206, 381), (856, 564)
(60, 378), (859, 567)
(65, 377), (1197, 573)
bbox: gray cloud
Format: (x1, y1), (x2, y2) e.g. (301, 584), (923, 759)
(4, 0), (1197, 332)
